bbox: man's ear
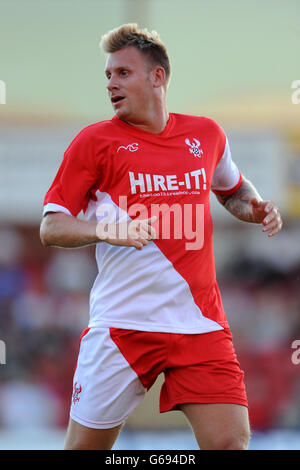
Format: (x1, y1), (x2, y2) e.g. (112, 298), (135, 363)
(151, 66), (166, 88)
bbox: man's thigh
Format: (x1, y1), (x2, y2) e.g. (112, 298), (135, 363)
(181, 403), (250, 450)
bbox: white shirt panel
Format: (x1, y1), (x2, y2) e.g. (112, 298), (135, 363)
(211, 137), (240, 192)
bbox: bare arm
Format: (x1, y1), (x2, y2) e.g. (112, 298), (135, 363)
(40, 212), (156, 250)
(216, 176), (262, 223)
(40, 212), (100, 248)
(216, 176), (283, 237)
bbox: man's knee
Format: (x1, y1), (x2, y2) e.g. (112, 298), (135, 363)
(219, 431), (250, 450)
(202, 428), (250, 450)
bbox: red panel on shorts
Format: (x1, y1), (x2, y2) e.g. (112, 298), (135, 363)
(73, 327), (90, 376)
(109, 328), (248, 412)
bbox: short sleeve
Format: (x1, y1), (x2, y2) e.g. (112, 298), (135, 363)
(43, 129), (101, 217)
(211, 135), (242, 195)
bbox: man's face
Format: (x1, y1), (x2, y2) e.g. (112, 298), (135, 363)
(105, 46), (154, 123)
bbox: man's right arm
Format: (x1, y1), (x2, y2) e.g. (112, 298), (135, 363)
(40, 212), (100, 248)
(40, 212), (156, 250)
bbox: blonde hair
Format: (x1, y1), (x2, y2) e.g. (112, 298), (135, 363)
(100, 23), (171, 87)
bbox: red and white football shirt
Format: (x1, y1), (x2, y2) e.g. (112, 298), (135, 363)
(43, 113), (242, 334)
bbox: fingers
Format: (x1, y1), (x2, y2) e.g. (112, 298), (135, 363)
(146, 216), (157, 238)
(131, 234), (152, 250)
(128, 216), (157, 249)
(131, 239), (147, 250)
(251, 199), (283, 237)
(147, 215), (157, 224)
(137, 216), (157, 239)
(261, 202), (283, 237)
(251, 198), (271, 224)
(251, 198), (272, 214)
(263, 201), (275, 214)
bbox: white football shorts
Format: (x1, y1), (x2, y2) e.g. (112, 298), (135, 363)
(70, 327), (146, 429)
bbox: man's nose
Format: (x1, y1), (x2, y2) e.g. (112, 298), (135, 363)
(106, 76), (119, 92)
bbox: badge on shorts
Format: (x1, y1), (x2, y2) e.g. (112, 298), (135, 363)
(72, 382), (82, 404)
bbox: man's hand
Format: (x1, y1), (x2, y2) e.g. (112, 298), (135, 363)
(250, 198), (283, 237)
(96, 216), (157, 250)
(216, 177), (283, 238)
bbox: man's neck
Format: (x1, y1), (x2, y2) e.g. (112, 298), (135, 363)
(122, 106), (169, 134)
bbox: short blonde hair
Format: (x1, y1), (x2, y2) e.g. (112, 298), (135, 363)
(100, 23), (171, 87)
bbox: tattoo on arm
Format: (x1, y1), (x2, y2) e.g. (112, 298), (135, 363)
(216, 176), (262, 223)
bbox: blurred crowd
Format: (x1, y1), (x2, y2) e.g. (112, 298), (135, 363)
(220, 255), (300, 430)
(0, 225), (299, 431)
(0, 226), (96, 429)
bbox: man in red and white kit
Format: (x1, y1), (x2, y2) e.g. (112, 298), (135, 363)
(40, 24), (282, 450)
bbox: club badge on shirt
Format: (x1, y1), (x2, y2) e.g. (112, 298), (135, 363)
(185, 138), (204, 158)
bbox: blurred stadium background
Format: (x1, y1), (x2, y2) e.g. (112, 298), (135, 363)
(0, 0), (300, 450)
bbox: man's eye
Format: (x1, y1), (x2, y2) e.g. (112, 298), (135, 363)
(120, 70), (128, 76)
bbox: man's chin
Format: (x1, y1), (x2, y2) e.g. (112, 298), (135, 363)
(114, 108), (129, 121)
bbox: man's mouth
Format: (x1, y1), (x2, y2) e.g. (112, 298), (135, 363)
(111, 96), (125, 104)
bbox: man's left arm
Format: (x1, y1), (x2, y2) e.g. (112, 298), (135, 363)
(216, 175), (283, 237)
